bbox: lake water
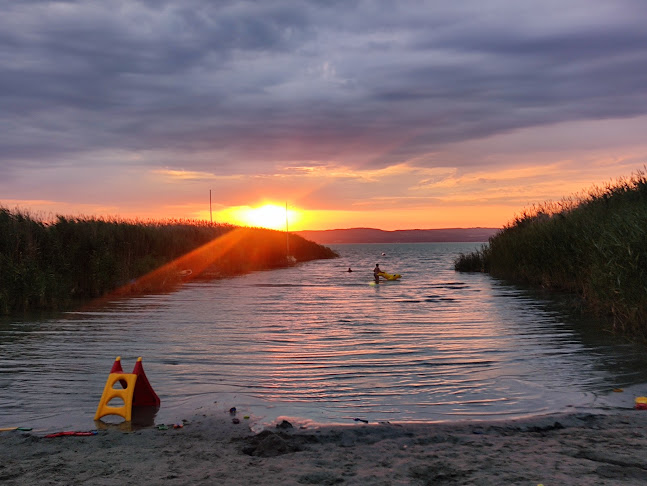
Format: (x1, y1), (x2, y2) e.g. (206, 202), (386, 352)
(2, 242), (647, 433)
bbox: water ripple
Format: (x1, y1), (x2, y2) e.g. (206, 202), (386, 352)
(2, 242), (647, 430)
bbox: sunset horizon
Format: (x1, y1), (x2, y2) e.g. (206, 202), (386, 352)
(2, 1), (647, 231)
(4, 2), (647, 479)
(1, 167), (639, 233)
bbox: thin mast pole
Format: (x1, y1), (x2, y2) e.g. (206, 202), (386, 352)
(285, 202), (289, 259)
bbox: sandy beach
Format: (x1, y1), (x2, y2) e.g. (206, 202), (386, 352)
(2, 410), (647, 485)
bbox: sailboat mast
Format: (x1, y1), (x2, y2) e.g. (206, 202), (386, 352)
(285, 202), (289, 259)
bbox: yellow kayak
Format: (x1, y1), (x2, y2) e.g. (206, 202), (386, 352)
(378, 271), (402, 281)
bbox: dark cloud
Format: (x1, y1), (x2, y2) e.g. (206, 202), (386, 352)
(2, 0), (647, 173)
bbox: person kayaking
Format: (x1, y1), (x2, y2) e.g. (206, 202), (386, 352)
(374, 263), (382, 283)
(347, 267), (353, 272)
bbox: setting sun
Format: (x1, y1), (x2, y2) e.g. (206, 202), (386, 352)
(218, 204), (301, 231)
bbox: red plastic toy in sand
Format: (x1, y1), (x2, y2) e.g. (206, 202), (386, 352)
(94, 357), (160, 422)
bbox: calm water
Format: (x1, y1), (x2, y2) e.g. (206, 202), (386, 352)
(2, 242), (647, 432)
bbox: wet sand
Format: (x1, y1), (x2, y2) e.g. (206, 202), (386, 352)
(2, 410), (647, 485)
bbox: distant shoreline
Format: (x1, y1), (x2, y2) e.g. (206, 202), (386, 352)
(295, 227), (498, 245)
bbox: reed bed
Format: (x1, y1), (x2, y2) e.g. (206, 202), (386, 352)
(454, 170), (647, 337)
(0, 209), (337, 314)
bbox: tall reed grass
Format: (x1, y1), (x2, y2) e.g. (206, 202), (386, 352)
(454, 170), (647, 337)
(0, 209), (337, 314)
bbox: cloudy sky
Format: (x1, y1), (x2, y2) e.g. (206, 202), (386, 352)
(2, 0), (647, 230)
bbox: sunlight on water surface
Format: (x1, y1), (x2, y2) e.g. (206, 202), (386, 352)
(2, 243), (647, 432)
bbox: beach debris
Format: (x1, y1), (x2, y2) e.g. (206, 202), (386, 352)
(243, 415), (250, 420)
(526, 422), (564, 433)
(45, 430), (98, 438)
(240, 430), (302, 457)
(276, 419), (293, 429)
(635, 397), (647, 410)
(157, 423), (185, 430)
(379, 421), (402, 427)
(613, 388), (624, 392)
(353, 418), (369, 424)
(0, 427), (32, 432)
(229, 407), (237, 415)
(232, 418), (240, 424)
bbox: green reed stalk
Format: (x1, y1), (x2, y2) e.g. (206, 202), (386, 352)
(454, 170), (647, 338)
(0, 210), (337, 314)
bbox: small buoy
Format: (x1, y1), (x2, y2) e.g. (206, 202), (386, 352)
(381, 252), (386, 256)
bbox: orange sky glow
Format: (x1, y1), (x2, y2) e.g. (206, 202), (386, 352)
(4, 119), (645, 232)
(2, 3), (647, 232)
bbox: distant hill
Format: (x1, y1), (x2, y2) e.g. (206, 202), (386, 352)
(295, 227), (499, 244)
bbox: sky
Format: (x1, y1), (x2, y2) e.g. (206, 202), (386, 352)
(2, 0), (647, 231)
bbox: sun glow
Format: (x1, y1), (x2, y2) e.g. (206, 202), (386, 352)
(220, 204), (301, 230)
